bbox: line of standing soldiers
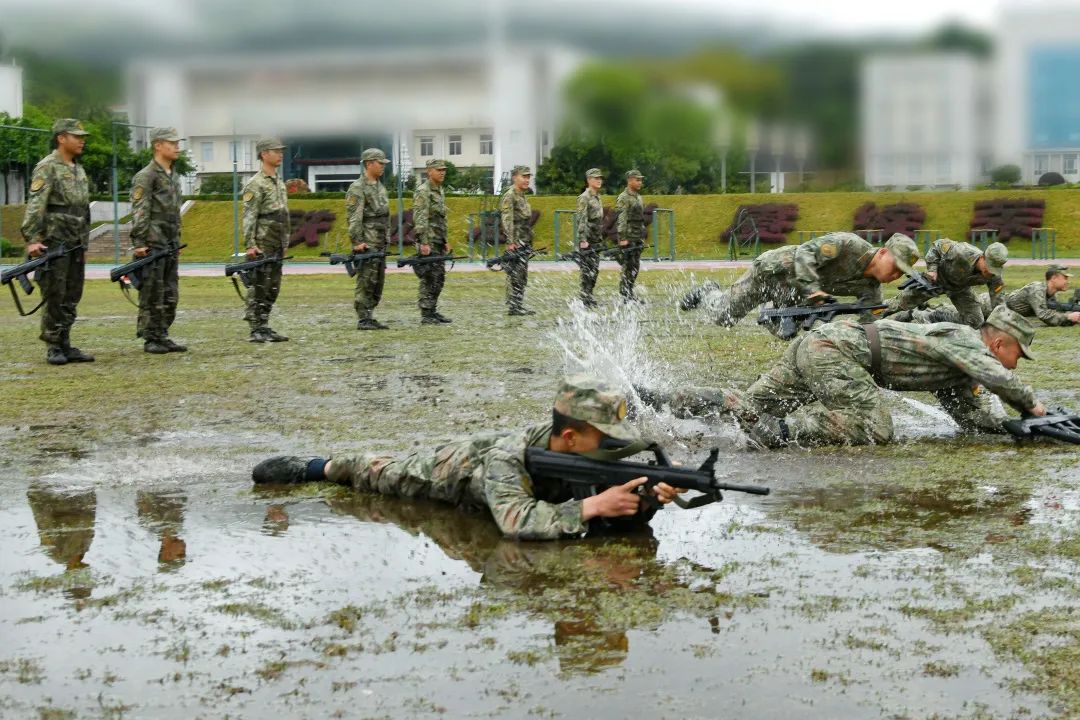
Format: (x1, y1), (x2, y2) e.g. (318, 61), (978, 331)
(574, 167), (647, 308)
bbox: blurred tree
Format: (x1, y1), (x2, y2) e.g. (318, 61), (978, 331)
(991, 164), (1022, 185)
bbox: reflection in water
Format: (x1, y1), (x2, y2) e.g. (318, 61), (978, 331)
(136, 491), (188, 571)
(25, 483), (97, 600)
(325, 492), (673, 675)
(262, 504), (290, 536)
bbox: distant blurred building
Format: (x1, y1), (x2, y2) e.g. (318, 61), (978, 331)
(863, 5), (1080, 190)
(994, 5), (1080, 185)
(0, 61), (22, 117)
(126, 46), (584, 194)
(861, 54), (991, 190)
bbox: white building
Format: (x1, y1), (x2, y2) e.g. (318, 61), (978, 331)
(861, 53), (991, 190)
(994, 5), (1080, 184)
(0, 62), (22, 118)
(125, 46), (584, 194)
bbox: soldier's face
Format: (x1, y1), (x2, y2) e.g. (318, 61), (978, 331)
(869, 249), (904, 283)
(1049, 273), (1069, 293)
(155, 140), (181, 162)
(514, 173), (531, 190)
(57, 133), (86, 156)
(367, 160), (386, 178)
(587, 176), (603, 190)
(976, 257), (994, 279)
(261, 149), (283, 168)
(428, 168), (446, 184)
(559, 424), (606, 453)
(987, 334), (1022, 370)
(628, 177), (642, 191)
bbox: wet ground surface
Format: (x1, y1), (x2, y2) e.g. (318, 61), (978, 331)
(1, 267), (1077, 719)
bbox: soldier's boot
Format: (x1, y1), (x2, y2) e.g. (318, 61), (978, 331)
(144, 339), (170, 354)
(162, 338), (188, 353)
(60, 330), (95, 363)
(420, 309), (441, 325)
(46, 345), (68, 366)
(433, 311), (452, 324)
(679, 280), (721, 312)
(249, 327), (270, 343)
(582, 296), (598, 309)
(631, 384), (669, 412)
(357, 318), (389, 330)
(252, 456), (326, 485)
(264, 329), (289, 342)
(507, 307), (536, 317)
(744, 414), (791, 451)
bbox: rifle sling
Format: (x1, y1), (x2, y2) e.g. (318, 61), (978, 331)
(861, 322), (887, 387)
(7, 280), (45, 316)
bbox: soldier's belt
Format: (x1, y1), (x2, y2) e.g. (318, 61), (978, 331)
(258, 211), (288, 220)
(858, 323), (889, 388)
(46, 204), (88, 217)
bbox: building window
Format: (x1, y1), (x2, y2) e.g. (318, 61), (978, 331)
(420, 137), (434, 156)
(448, 134), (462, 156)
(878, 155), (893, 181)
(480, 133), (493, 155)
(200, 142), (214, 162)
(936, 155), (951, 181)
(1034, 154), (1049, 175)
(1065, 153), (1078, 175)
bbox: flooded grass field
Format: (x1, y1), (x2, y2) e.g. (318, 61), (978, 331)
(0, 265), (1077, 719)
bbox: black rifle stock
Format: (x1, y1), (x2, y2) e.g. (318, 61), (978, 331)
(329, 250), (395, 277)
(486, 246), (546, 270)
(1003, 407), (1080, 445)
(1, 244), (73, 316)
(396, 254), (467, 269)
(1047, 298), (1080, 313)
(757, 300), (888, 340)
(225, 254), (293, 298)
(601, 242), (646, 258)
(559, 245), (604, 265)
(898, 269), (945, 297)
(524, 442), (769, 530)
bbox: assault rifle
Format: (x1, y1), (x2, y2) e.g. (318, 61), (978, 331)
(601, 242), (647, 258)
(1, 244), (73, 316)
(897, 269), (945, 297)
(328, 250), (397, 277)
(396, 253), (467, 269)
(486, 246), (546, 270)
(109, 243), (188, 306)
(524, 440), (769, 532)
(758, 298), (888, 340)
(559, 245), (604, 265)
(1047, 297), (1080, 313)
(1003, 407), (1080, 445)
(225, 254), (292, 299)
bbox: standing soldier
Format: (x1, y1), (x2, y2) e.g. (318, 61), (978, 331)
(412, 158), (452, 324)
(614, 169), (646, 302)
(241, 137), (290, 343)
(347, 148), (392, 330)
(130, 127), (186, 354)
(575, 168), (605, 308)
(22, 118), (94, 366)
(885, 239), (1008, 328)
(500, 165), (534, 316)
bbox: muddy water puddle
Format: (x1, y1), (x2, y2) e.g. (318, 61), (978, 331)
(0, 438), (1064, 719)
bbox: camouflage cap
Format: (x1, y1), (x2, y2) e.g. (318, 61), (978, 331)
(149, 127), (183, 143)
(512, 165), (532, 177)
(985, 305), (1036, 360)
(361, 148), (390, 164)
(553, 374), (640, 442)
(585, 168), (604, 178)
(1047, 263), (1073, 278)
(255, 137), (286, 154)
(883, 233), (920, 277)
(983, 242), (1009, 272)
(626, 169), (645, 180)
(426, 158), (447, 170)
(51, 118), (89, 136)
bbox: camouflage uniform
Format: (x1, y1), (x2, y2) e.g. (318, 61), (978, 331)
(575, 168), (606, 305)
(913, 280), (1076, 327)
(886, 239), (1007, 328)
(614, 170), (646, 300)
(699, 232), (917, 327)
(259, 375), (643, 540)
(130, 128), (184, 346)
(500, 166), (534, 313)
(654, 307), (1038, 448)
(347, 148), (392, 325)
(21, 120), (92, 357)
(241, 138), (289, 336)
(412, 159), (449, 319)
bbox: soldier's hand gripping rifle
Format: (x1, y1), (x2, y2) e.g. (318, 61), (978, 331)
(224, 254), (293, 300)
(559, 244), (603, 265)
(396, 253), (467, 270)
(1003, 407), (1080, 445)
(600, 242), (647, 259)
(1, 244), (72, 316)
(486, 246), (546, 271)
(1047, 297), (1080, 313)
(757, 297), (888, 341)
(328, 250), (397, 278)
(524, 439), (769, 532)
(897, 268), (945, 297)
(109, 243), (188, 306)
